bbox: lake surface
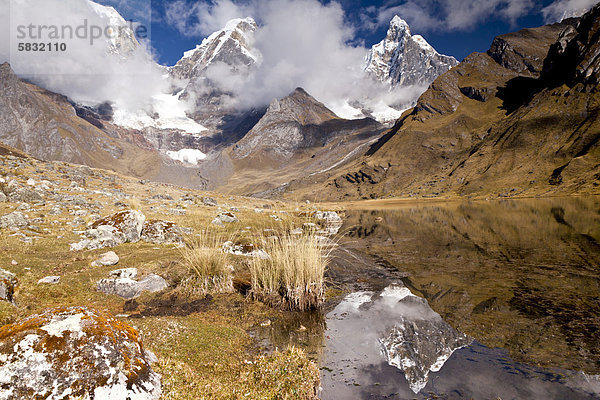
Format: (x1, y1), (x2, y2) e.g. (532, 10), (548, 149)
(262, 197), (600, 399)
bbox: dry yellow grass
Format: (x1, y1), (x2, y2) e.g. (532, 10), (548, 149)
(180, 228), (235, 294)
(250, 233), (329, 311)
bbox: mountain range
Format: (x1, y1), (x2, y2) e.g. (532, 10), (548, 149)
(0, 2), (598, 201)
(283, 6), (600, 200)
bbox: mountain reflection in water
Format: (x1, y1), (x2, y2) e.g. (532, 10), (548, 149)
(319, 197), (600, 399)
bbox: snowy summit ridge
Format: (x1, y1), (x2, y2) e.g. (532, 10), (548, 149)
(365, 16), (459, 87)
(171, 17), (259, 80)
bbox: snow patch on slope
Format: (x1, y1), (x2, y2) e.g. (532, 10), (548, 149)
(165, 149), (207, 165)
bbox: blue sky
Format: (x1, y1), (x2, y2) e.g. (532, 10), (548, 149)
(117, 0), (593, 66)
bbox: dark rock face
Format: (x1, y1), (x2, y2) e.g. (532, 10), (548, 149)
(0, 306), (161, 399)
(486, 24), (572, 76)
(542, 4), (600, 87)
(0, 63), (118, 164)
(459, 86), (493, 102)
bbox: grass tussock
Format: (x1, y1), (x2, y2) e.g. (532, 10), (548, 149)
(250, 233), (329, 311)
(180, 228), (235, 295)
(125, 196), (142, 211)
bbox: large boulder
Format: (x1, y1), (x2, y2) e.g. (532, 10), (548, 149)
(0, 306), (161, 399)
(70, 211), (146, 251)
(140, 220), (185, 245)
(0, 269), (17, 303)
(90, 210), (146, 243)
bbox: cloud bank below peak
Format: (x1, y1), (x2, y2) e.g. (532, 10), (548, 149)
(166, 0), (424, 119)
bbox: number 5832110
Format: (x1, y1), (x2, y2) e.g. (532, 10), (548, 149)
(17, 43), (67, 52)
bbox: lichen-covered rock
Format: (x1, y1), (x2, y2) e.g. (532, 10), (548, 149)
(90, 210), (146, 243)
(140, 220), (185, 245)
(70, 211), (146, 251)
(0, 306), (161, 399)
(0, 269), (17, 303)
(91, 251), (120, 267)
(0, 211), (28, 230)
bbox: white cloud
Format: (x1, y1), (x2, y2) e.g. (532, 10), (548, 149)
(1, 0), (168, 112)
(365, 0), (534, 32)
(542, 0), (599, 22)
(166, 0), (426, 119)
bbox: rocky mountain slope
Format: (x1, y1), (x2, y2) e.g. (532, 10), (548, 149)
(193, 88), (384, 195)
(288, 7), (600, 201)
(0, 63), (208, 189)
(365, 16), (459, 88)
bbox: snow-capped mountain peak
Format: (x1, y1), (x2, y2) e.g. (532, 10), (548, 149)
(171, 17), (260, 80)
(388, 15), (411, 35)
(365, 15), (458, 88)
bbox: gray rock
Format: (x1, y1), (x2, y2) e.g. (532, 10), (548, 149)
(48, 206), (62, 215)
(16, 202), (30, 211)
(37, 276), (60, 284)
(151, 194), (173, 201)
(0, 192), (6, 202)
(91, 251), (120, 267)
(0, 268), (17, 303)
(138, 274), (168, 294)
(202, 197), (218, 206)
(214, 212), (239, 224)
(0, 306), (162, 399)
(168, 208), (187, 215)
(0, 211), (29, 230)
(97, 273), (167, 300)
(8, 187), (43, 204)
(70, 225), (126, 251)
(97, 278), (141, 299)
(211, 218), (225, 227)
(315, 211), (344, 235)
